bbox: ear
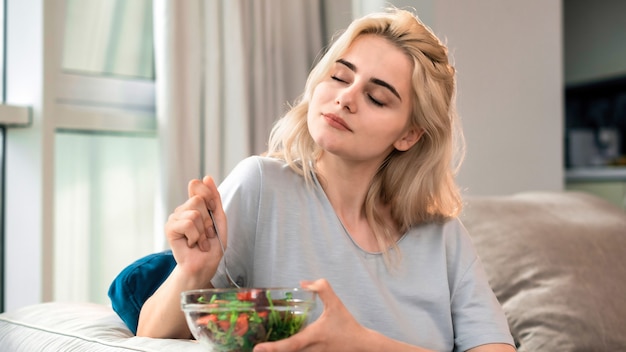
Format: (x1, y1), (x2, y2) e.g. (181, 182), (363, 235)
(394, 127), (424, 151)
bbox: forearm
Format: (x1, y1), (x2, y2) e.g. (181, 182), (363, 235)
(136, 266), (213, 338)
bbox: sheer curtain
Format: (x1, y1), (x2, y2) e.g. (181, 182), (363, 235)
(152, 0), (324, 245)
(54, 133), (158, 304)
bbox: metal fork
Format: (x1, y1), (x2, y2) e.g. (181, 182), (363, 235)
(208, 209), (241, 288)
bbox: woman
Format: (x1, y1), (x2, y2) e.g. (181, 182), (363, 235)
(137, 8), (515, 352)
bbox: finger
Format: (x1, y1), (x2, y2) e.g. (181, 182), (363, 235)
(253, 329), (309, 352)
(188, 177), (223, 238)
(300, 279), (335, 299)
(197, 235), (211, 252)
(173, 206), (206, 236)
(186, 195), (216, 238)
(300, 280), (314, 287)
(179, 206), (211, 252)
(176, 196), (215, 243)
(201, 175), (228, 242)
(188, 179), (213, 209)
(300, 279), (337, 307)
(165, 216), (203, 248)
(168, 205), (213, 250)
(202, 176), (221, 211)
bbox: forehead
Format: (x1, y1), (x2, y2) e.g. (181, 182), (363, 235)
(340, 34), (413, 96)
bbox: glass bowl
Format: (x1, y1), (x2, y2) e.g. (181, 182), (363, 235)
(181, 287), (316, 352)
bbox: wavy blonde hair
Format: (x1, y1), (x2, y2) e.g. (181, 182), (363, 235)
(266, 8), (464, 259)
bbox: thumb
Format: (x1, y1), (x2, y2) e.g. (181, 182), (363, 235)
(202, 175), (216, 188)
(253, 331), (308, 352)
(202, 175), (223, 212)
(301, 279), (337, 308)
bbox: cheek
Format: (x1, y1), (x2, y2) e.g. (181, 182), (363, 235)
(307, 85), (326, 127)
(306, 99), (320, 139)
(310, 82), (333, 107)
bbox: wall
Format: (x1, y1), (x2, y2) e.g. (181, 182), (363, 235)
(565, 0), (626, 85)
(430, 0), (563, 196)
(333, 0), (563, 196)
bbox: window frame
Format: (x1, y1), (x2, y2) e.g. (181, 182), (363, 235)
(3, 0), (156, 312)
(54, 72), (156, 134)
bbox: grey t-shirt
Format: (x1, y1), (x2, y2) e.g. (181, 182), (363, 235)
(212, 156), (514, 351)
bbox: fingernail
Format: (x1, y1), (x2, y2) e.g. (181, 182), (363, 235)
(198, 239), (208, 252)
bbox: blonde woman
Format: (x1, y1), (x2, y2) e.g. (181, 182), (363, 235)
(138, 8), (515, 352)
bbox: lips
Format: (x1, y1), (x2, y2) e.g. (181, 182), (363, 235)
(322, 113), (352, 132)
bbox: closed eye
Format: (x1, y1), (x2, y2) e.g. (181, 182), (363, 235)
(368, 95), (384, 107)
(331, 75), (347, 83)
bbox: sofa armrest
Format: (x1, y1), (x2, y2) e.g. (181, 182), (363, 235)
(0, 302), (203, 352)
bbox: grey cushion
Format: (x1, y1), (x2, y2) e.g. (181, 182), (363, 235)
(461, 191), (626, 352)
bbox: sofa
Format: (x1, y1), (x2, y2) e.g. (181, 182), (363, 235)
(0, 191), (625, 351)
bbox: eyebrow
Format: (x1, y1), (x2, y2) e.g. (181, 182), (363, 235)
(336, 59), (402, 101)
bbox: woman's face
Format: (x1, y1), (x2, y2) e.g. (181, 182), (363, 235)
(307, 34), (420, 165)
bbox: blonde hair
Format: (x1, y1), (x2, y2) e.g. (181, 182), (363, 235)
(266, 8), (464, 259)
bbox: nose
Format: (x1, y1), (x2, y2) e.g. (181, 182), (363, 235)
(335, 86), (357, 113)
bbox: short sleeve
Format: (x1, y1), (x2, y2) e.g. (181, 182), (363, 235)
(445, 221), (515, 351)
(451, 253), (515, 350)
(211, 156), (264, 288)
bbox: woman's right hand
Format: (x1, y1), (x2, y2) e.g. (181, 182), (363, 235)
(165, 175), (228, 282)
(137, 176), (227, 338)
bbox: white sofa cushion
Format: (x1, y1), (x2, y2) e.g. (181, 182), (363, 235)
(0, 302), (204, 352)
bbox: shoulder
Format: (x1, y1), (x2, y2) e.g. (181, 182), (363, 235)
(439, 218), (478, 268)
(227, 155), (280, 175)
(404, 218), (474, 253)
(402, 218), (478, 279)
(225, 156), (293, 179)
(219, 156), (306, 200)
(220, 156), (283, 187)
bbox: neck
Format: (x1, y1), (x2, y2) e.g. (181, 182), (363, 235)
(316, 155), (402, 252)
(315, 154), (381, 233)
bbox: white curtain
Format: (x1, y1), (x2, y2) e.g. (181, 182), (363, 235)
(153, 0), (324, 247)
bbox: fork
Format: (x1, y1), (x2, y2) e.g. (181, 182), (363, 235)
(208, 209), (241, 288)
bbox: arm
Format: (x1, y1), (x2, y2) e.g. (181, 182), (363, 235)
(137, 266), (214, 338)
(252, 279), (516, 352)
(136, 176), (227, 338)
(468, 345), (516, 352)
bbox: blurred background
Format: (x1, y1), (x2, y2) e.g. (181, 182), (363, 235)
(0, 0), (624, 314)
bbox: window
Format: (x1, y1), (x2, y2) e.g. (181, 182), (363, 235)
(0, 126), (4, 312)
(0, 0), (32, 313)
(53, 0), (158, 304)
(3, 0), (158, 310)
(56, 0), (155, 133)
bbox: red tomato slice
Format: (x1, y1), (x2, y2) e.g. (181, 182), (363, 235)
(233, 314), (249, 336)
(236, 292), (252, 301)
(195, 314), (217, 326)
(217, 319), (231, 331)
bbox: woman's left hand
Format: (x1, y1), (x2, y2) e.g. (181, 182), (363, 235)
(256, 280), (501, 352)
(252, 279), (369, 352)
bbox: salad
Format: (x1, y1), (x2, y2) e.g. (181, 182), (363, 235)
(185, 289), (312, 352)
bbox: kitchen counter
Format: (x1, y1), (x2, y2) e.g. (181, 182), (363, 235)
(566, 167), (626, 182)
